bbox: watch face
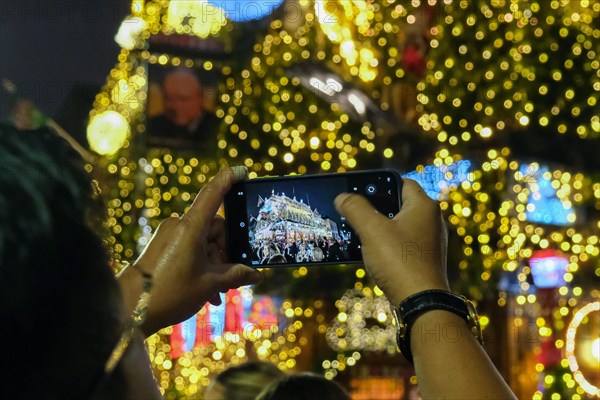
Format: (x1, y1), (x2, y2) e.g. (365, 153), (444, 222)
(393, 308), (407, 338)
(395, 291), (484, 364)
(465, 299), (484, 344)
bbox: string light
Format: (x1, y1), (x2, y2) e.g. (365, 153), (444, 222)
(87, 111), (130, 155)
(85, 1), (600, 397)
(414, 0), (600, 143)
(565, 302), (600, 397)
(326, 287), (397, 354)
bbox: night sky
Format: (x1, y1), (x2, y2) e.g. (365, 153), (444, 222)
(0, 1), (274, 146)
(0, 1), (129, 116)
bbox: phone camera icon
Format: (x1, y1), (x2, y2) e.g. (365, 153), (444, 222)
(366, 184), (377, 195)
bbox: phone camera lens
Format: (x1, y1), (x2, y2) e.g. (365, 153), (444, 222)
(366, 184), (377, 195)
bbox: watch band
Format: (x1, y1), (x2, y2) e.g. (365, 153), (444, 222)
(392, 289), (483, 364)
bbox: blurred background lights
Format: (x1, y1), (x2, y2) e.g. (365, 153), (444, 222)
(167, 0), (227, 38)
(565, 302), (600, 397)
(592, 338), (600, 362)
(209, 0), (285, 22)
(114, 17), (147, 50)
(310, 77), (342, 97)
(520, 164), (576, 226)
(529, 249), (569, 289)
(347, 93), (366, 115)
(86, 110), (130, 156)
(402, 159), (473, 200)
(480, 127), (493, 138)
(81, 0), (600, 397)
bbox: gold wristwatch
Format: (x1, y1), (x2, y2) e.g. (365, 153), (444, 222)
(392, 289), (483, 363)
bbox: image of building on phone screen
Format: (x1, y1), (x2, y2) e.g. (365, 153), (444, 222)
(247, 181), (359, 265)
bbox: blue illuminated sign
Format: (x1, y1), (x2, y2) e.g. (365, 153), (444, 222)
(402, 160), (473, 200)
(209, 0), (284, 22)
(520, 164), (575, 226)
(529, 250), (569, 288)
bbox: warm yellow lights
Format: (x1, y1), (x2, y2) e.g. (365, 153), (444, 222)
(373, 286), (384, 297)
(131, 0), (144, 14)
(87, 111), (130, 156)
(479, 315), (490, 328)
(327, 288), (396, 353)
(114, 16), (147, 50)
(480, 127), (493, 138)
(167, 0), (227, 38)
(565, 302), (600, 397)
(415, 0), (599, 144)
(592, 338), (600, 362)
(309, 136), (321, 149)
(314, 0), (379, 82)
(87, 0), (600, 397)
(283, 153), (294, 163)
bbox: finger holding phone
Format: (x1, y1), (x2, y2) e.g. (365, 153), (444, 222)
(118, 166), (263, 336)
(334, 178), (450, 305)
(335, 179), (516, 400)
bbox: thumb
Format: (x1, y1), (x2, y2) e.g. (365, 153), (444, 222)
(218, 264), (263, 290)
(334, 193), (389, 241)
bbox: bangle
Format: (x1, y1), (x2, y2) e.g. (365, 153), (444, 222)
(127, 262), (152, 325)
(104, 261), (153, 373)
(391, 289), (483, 363)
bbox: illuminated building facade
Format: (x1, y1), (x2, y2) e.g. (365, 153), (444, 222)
(253, 192), (339, 242)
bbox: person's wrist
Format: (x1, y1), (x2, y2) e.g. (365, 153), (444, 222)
(121, 260), (151, 285)
(409, 310), (475, 357)
(392, 290), (483, 363)
(384, 282), (450, 306)
(117, 262), (144, 302)
(116, 261), (157, 335)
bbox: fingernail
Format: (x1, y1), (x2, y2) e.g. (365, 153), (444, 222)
(231, 165), (248, 180)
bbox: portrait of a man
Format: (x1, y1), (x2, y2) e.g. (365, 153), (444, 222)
(146, 66), (219, 151)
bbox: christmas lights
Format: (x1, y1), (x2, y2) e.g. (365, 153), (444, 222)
(83, 1), (600, 398)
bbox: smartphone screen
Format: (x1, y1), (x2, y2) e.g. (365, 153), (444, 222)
(224, 169), (402, 267)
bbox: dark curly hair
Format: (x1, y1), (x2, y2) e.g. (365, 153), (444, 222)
(212, 361), (286, 400)
(256, 372), (351, 400)
(0, 124), (123, 398)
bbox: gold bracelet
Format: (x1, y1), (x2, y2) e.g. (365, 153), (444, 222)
(104, 261), (153, 374)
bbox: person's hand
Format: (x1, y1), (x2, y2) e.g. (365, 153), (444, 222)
(336, 179), (518, 400)
(125, 166), (262, 335)
(334, 178), (449, 306)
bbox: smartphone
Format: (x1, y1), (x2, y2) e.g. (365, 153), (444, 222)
(224, 169), (402, 267)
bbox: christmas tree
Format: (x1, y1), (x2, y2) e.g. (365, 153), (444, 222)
(403, 1), (600, 398)
(83, 0), (599, 398)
